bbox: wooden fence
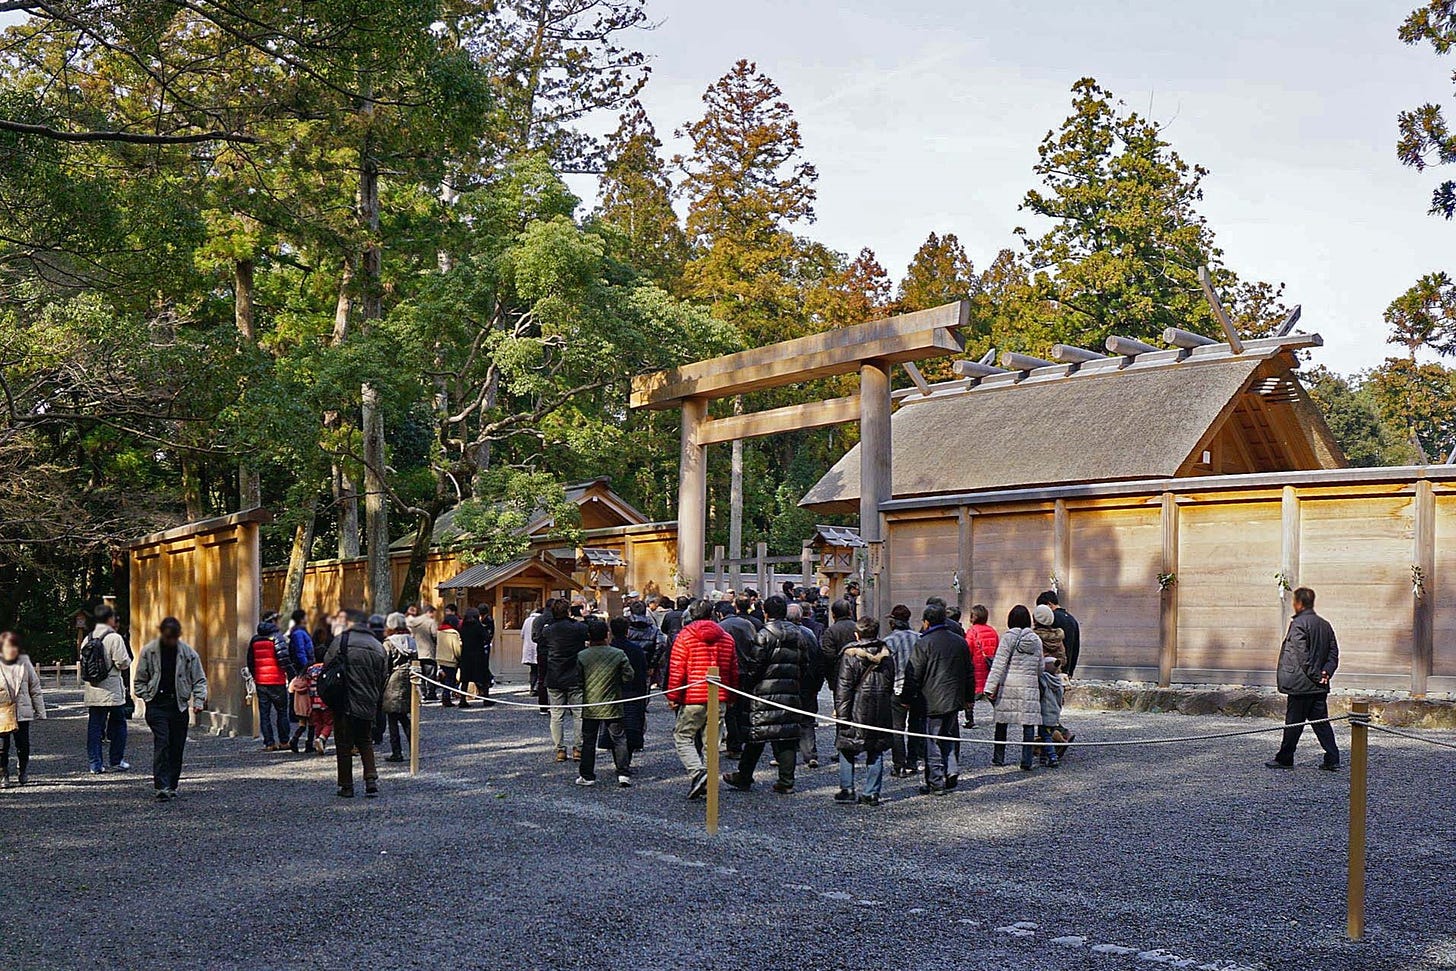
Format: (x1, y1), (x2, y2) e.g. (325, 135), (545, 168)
(878, 466), (1456, 695)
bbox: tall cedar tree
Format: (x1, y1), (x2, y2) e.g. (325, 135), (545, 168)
(896, 232), (978, 313)
(676, 59), (819, 345)
(594, 101), (688, 287)
(1016, 78), (1287, 350)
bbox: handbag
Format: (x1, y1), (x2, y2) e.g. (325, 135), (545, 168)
(317, 632), (351, 713)
(0, 667), (18, 734)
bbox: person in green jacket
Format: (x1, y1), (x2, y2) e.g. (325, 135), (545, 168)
(575, 618), (634, 789)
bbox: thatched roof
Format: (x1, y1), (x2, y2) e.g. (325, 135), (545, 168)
(801, 354), (1340, 513)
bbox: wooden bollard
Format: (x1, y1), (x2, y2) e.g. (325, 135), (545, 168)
(1347, 700), (1369, 940)
(409, 664), (421, 777)
(705, 666), (720, 836)
(250, 690), (261, 741)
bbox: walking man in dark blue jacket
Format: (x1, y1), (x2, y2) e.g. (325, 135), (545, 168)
(1267, 587), (1341, 771)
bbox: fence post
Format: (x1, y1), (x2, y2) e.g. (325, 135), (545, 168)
(756, 542), (768, 598)
(409, 663), (421, 777)
(251, 691), (261, 741)
(711, 545), (724, 593)
(705, 665), (720, 836)
(54, 661), (62, 689)
(1347, 699), (1369, 941)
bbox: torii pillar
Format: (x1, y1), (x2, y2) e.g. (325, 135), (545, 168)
(859, 361), (891, 620)
(631, 300), (968, 604)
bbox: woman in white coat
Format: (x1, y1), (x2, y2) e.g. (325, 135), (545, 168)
(982, 605), (1044, 770)
(0, 632), (46, 786)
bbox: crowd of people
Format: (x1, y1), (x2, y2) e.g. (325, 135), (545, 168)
(0, 579), (1343, 801)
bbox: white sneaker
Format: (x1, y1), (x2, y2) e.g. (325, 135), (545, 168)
(112, 761), (131, 772)
(617, 775), (632, 788)
(575, 776), (595, 787)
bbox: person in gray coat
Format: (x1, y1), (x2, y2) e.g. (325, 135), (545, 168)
(984, 605), (1044, 771)
(133, 617), (208, 800)
(324, 609), (388, 798)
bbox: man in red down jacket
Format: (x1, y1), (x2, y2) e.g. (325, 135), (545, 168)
(964, 604), (999, 729)
(666, 599), (739, 800)
(245, 616), (292, 751)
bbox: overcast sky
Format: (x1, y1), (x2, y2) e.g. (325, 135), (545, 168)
(5, 1), (1450, 374)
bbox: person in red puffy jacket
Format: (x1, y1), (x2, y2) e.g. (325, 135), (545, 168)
(666, 600), (739, 800)
(965, 604), (999, 729)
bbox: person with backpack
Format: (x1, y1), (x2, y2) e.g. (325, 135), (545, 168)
(321, 609), (388, 798)
(601, 615), (649, 757)
(82, 604), (132, 774)
(132, 617), (208, 801)
(0, 631), (46, 787)
(244, 616), (291, 751)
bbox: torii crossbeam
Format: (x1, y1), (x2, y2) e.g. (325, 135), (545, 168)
(630, 300), (968, 611)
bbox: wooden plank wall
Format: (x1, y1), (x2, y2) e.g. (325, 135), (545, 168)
(884, 477), (1456, 693)
(130, 521), (259, 735)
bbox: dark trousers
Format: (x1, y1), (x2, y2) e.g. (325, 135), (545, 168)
(387, 712), (411, 757)
(923, 712), (961, 789)
(537, 669), (549, 710)
(145, 704), (189, 791)
(86, 705), (128, 770)
(1, 720), (30, 777)
(420, 659), (439, 700)
(257, 684), (290, 746)
(798, 713), (819, 763)
(334, 714), (378, 791)
(580, 718), (629, 781)
(993, 722), (1038, 768)
(737, 739), (797, 787)
(891, 700), (925, 771)
(438, 665), (458, 705)
(1275, 692), (1340, 766)
(725, 701), (747, 753)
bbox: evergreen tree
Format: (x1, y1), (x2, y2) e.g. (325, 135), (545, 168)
(676, 59), (818, 344)
(896, 232), (978, 313)
(593, 101), (687, 287)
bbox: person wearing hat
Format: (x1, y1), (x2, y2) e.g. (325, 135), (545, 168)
(245, 613), (291, 752)
(1032, 604), (1074, 751)
(381, 612), (417, 763)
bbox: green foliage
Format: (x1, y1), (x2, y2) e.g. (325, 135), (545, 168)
(453, 469), (583, 567)
(1303, 367), (1421, 467)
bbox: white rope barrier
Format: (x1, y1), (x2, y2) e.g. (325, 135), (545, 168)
(411, 671), (708, 711)
(1365, 722), (1456, 752)
(706, 677), (1352, 748)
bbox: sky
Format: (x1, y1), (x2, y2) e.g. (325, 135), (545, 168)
(3, 1), (1450, 374)
(588, 0), (1454, 375)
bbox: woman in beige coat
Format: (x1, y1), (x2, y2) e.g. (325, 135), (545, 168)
(0, 631), (47, 787)
(983, 605), (1044, 771)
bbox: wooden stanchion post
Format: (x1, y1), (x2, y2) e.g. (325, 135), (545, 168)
(409, 665), (421, 777)
(1347, 699), (1369, 941)
(705, 665), (720, 836)
(250, 691), (261, 741)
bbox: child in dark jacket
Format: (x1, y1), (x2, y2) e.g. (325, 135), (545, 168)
(1038, 656), (1064, 767)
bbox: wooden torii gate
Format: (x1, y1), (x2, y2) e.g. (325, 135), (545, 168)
(630, 300), (967, 617)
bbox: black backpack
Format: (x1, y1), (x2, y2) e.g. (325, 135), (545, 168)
(317, 632), (351, 713)
(80, 634), (112, 685)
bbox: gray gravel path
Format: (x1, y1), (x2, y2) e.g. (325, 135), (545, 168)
(4, 687), (1454, 971)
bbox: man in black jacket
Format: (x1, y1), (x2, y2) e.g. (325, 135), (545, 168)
(724, 596), (804, 794)
(542, 600), (589, 762)
(325, 610), (388, 799)
(1268, 587), (1341, 771)
(819, 599), (857, 695)
(900, 603), (973, 795)
(1036, 590), (1082, 677)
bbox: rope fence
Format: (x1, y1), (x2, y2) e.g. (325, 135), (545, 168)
(396, 667), (1456, 943)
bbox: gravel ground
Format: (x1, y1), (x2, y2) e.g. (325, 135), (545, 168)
(5, 686), (1455, 971)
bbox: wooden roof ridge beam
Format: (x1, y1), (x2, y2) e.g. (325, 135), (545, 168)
(1198, 265), (1246, 354)
(1162, 327), (1217, 349)
(694, 394), (862, 446)
(1105, 335), (1160, 356)
(630, 299), (969, 410)
(1050, 343), (1109, 364)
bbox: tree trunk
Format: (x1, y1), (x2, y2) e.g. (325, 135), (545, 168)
(334, 463), (360, 558)
(396, 505), (440, 610)
(182, 458), (205, 521)
(279, 496), (318, 617)
(358, 119), (391, 615)
(234, 257), (261, 509)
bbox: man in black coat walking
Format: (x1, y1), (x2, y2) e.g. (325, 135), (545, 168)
(724, 596), (804, 795)
(325, 609), (388, 799)
(900, 603), (973, 795)
(1267, 587), (1341, 771)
